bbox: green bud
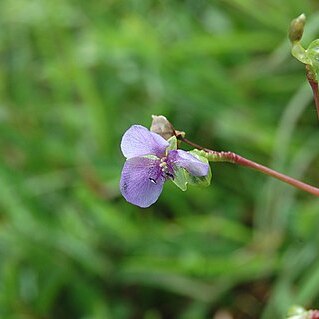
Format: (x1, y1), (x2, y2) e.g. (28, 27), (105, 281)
(289, 13), (306, 43)
(288, 14), (312, 66)
(286, 305), (308, 319)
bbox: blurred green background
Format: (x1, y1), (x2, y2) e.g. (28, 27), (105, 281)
(1, 0), (319, 318)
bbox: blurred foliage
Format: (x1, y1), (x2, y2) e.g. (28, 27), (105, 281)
(1, 0), (319, 318)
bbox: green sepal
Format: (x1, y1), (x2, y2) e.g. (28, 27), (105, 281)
(166, 136), (177, 151)
(306, 39), (319, 78)
(172, 167), (190, 191)
(171, 149), (212, 191)
(288, 14), (319, 81)
(291, 42), (311, 65)
(291, 39), (319, 81)
(188, 150), (212, 187)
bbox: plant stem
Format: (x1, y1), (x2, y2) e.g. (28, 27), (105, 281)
(306, 65), (319, 120)
(180, 137), (319, 197)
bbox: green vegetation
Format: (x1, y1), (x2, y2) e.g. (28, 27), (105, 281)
(1, 1), (319, 318)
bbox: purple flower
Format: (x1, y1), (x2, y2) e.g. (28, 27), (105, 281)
(120, 125), (209, 208)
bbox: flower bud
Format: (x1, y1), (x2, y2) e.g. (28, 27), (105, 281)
(150, 115), (175, 140)
(286, 305), (308, 319)
(289, 13), (306, 43)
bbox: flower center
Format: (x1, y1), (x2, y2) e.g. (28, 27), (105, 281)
(148, 157), (174, 185)
(159, 157), (168, 172)
(159, 157), (174, 179)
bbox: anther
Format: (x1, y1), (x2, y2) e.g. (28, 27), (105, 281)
(149, 178), (157, 184)
(166, 173), (174, 179)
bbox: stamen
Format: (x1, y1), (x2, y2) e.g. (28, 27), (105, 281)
(159, 157), (173, 178)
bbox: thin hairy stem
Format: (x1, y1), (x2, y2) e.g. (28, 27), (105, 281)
(179, 136), (319, 197)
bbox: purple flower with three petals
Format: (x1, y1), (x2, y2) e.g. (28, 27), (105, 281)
(120, 125), (210, 208)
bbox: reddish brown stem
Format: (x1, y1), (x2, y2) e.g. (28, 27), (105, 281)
(310, 310), (319, 319)
(306, 66), (319, 120)
(179, 137), (210, 152)
(235, 154), (319, 196)
(180, 137), (319, 197)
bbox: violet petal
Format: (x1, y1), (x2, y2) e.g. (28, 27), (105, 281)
(121, 125), (169, 159)
(120, 156), (164, 208)
(168, 150), (209, 176)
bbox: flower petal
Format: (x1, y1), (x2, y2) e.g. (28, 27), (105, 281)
(168, 150), (209, 176)
(121, 125), (169, 159)
(120, 156), (164, 208)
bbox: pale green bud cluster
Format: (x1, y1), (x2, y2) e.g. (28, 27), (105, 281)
(286, 305), (315, 319)
(289, 14), (319, 81)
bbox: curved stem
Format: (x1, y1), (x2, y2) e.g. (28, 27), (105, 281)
(306, 65), (319, 121)
(180, 137), (319, 197)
